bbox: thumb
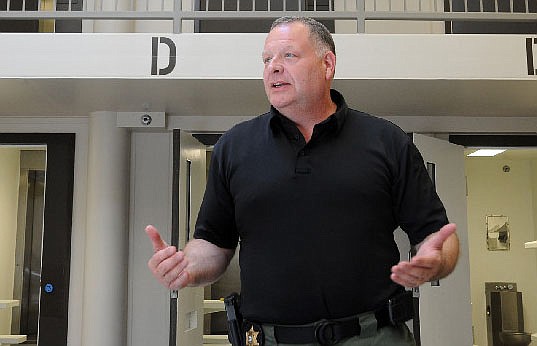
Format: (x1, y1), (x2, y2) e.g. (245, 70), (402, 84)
(145, 225), (168, 252)
(427, 223), (457, 249)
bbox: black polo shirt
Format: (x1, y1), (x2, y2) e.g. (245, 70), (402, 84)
(194, 90), (448, 325)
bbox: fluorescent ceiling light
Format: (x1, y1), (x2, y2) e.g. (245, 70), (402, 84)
(467, 149), (506, 157)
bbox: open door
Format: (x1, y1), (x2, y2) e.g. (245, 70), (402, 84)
(411, 134), (473, 346)
(171, 130), (207, 346)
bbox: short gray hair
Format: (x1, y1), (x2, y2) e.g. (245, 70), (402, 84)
(270, 16), (336, 57)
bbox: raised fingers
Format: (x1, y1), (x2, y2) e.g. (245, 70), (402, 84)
(145, 225), (168, 253)
(148, 247), (190, 289)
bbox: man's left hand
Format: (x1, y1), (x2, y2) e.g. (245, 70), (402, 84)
(390, 223), (459, 288)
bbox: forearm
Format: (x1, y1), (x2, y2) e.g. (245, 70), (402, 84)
(183, 238), (235, 287)
(432, 232), (459, 280)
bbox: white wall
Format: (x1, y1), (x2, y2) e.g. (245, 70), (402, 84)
(531, 159), (537, 240)
(529, 159), (537, 274)
(0, 148), (20, 334)
(466, 157), (537, 346)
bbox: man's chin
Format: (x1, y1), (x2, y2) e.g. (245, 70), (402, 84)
(268, 96), (292, 110)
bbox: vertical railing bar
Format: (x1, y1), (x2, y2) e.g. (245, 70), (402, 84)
(494, 0), (497, 11)
(221, 0), (224, 11)
(524, 0), (528, 12)
(356, 0), (365, 32)
(161, 0), (165, 12)
(282, 0), (285, 10)
(6, 0), (10, 11)
(237, 0), (240, 11)
(22, 0), (26, 12)
(388, 0), (391, 12)
(37, 0), (41, 11)
(268, 0), (270, 12)
(404, 0), (407, 12)
(252, 0), (255, 11)
(509, 0), (512, 12)
(434, 0), (437, 12)
(173, 0), (181, 33)
(464, 0), (467, 12)
(479, 0), (482, 12)
(373, 0), (376, 12)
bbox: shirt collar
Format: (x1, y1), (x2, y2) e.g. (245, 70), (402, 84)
(269, 89), (348, 136)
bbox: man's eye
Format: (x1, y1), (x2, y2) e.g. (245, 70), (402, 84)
(263, 57), (272, 64)
(284, 53), (296, 58)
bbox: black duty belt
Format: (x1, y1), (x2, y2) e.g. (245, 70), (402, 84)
(272, 308), (391, 345)
(255, 290), (414, 346)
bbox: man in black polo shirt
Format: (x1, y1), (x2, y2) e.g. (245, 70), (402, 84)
(146, 16), (459, 346)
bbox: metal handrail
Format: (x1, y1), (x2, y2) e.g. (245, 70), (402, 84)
(1, 0), (536, 33)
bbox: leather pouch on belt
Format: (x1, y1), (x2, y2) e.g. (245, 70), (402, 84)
(388, 290), (414, 325)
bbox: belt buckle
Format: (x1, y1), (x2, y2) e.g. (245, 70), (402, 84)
(314, 319), (338, 346)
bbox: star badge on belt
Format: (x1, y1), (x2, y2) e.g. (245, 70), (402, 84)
(246, 325), (260, 346)
(244, 323), (265, 346)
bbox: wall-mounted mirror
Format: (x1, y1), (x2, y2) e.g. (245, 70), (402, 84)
(486, 215), (510, 251)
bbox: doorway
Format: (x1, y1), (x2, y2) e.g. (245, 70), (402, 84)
(13, 151), (46, 344)
(0, 134), (75, 346)
(450, 134), (537, 346)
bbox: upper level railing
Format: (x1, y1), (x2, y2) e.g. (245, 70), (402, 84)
(0, 0), (536, 32)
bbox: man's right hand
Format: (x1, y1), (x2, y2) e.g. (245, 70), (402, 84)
(145, 225), (192, 290)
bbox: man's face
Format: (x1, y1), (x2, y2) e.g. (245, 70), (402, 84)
(262, 22), (331, 115)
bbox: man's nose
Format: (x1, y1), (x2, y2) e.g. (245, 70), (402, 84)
(267, 57), (283, 73)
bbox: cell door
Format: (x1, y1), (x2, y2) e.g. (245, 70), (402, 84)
(171, 130), (207, 346)
(413, 134), (473, 346)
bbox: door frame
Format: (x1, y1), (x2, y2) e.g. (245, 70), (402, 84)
(0, 133), (75, 346)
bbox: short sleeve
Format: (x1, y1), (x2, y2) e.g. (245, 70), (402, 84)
(193, 139), (239, 249)
(391, 138), (449, 245)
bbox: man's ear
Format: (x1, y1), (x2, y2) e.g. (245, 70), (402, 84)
(323, 51), (336, 80)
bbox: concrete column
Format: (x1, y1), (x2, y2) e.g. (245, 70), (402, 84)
(82, 112), (130, 346)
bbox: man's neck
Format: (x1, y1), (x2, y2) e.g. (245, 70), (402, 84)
(280, 99), (337, 143)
